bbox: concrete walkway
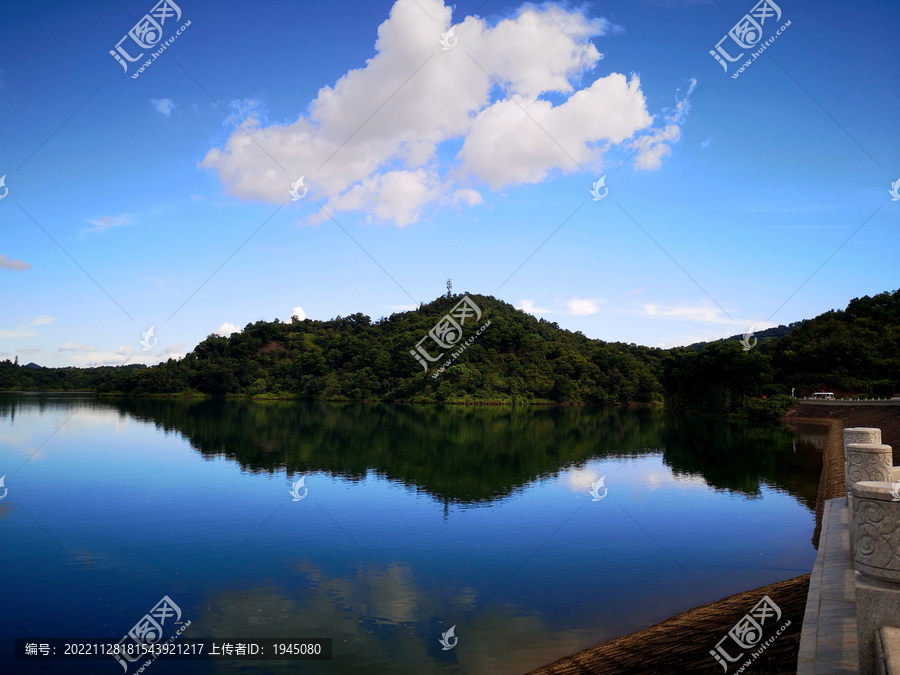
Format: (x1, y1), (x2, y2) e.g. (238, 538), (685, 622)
(797, 497), (858, 674)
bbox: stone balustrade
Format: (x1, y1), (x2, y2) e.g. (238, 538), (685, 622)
(844, 427), (888, 560)
(852, 480), (900, 675)
(843, 427), (900, 674)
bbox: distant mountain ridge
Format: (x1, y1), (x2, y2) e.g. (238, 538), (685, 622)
(684, 322), (804, 352)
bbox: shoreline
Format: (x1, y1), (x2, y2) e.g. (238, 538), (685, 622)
(525, 403), (898, 674)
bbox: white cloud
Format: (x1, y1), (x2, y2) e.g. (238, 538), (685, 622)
(17, 348), (42, 354)
(151, 98), (176, 116)
(59, 342), (96, 352)
(629, 79), (696, 171)
(200, 0), (684, 226)
(0, 254), (31, 271)
(224, 98), (267, 127)
(641, 304), (778, 333)
(67, 346), (136, 367)
(191, 194), (202, 200)
(0, 315), (56, 339)
(82, 214), (132, 235)
(2, 330), (34, 339)
(701, 136), (712, 148)
(517, 299), (555, 314)
(291, 306), (307, 321)
(28, 315), (55, 327)
(642, 303), (733, 324)
(215, 322), (240, 337)
(567, 298), (604, 316)
(628, 287), (643, 296)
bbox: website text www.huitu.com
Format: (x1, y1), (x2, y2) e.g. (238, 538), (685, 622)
(732, 20), (791, 79)
(131, 20), (192, 80)
(430, 321), (491, 379)
(734, 619), (791, 673)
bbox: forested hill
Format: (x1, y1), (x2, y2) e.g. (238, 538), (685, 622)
(2, 289), (897, 408)
(98, 294), (666, 404)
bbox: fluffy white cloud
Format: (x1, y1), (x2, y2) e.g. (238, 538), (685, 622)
(517, 299), (555, 314)
(291, 306), (307, 321)
(629, 79), (696, 170)
(151, 98), (176, 116)
(0, 254), (31, 271)
(59, 342), (95, 352)
(567, 298), (604, 316)
(215, 322), (240, 337)
(200, 0), (686, 226)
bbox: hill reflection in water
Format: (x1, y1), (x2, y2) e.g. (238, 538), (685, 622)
(97, 398), (821, 510)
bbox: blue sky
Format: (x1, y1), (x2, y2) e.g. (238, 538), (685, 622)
(1, 0), (897, 367)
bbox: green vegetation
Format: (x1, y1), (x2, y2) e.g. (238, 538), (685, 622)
(684, 322), (802, 352)
(661, 341), (773, 417)
(767, 290), (900, 398)
(78, 295), (666, 404)
(0, 362), (144, 392)
(2, 289), (897, 414)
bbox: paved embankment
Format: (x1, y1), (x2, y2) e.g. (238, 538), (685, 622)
(796, 498), (857, 674)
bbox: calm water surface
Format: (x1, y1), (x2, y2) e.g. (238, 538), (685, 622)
(0, 394), (822, 674)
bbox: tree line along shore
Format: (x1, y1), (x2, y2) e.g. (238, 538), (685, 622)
(1, 289), (897, 418)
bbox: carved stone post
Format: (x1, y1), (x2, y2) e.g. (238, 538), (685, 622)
(852, 479), (900, 675)
(844, 427), (883, 500)
(845, 432), (889, 560)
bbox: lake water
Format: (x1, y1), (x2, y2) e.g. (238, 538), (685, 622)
(0, 394), (822, 674)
